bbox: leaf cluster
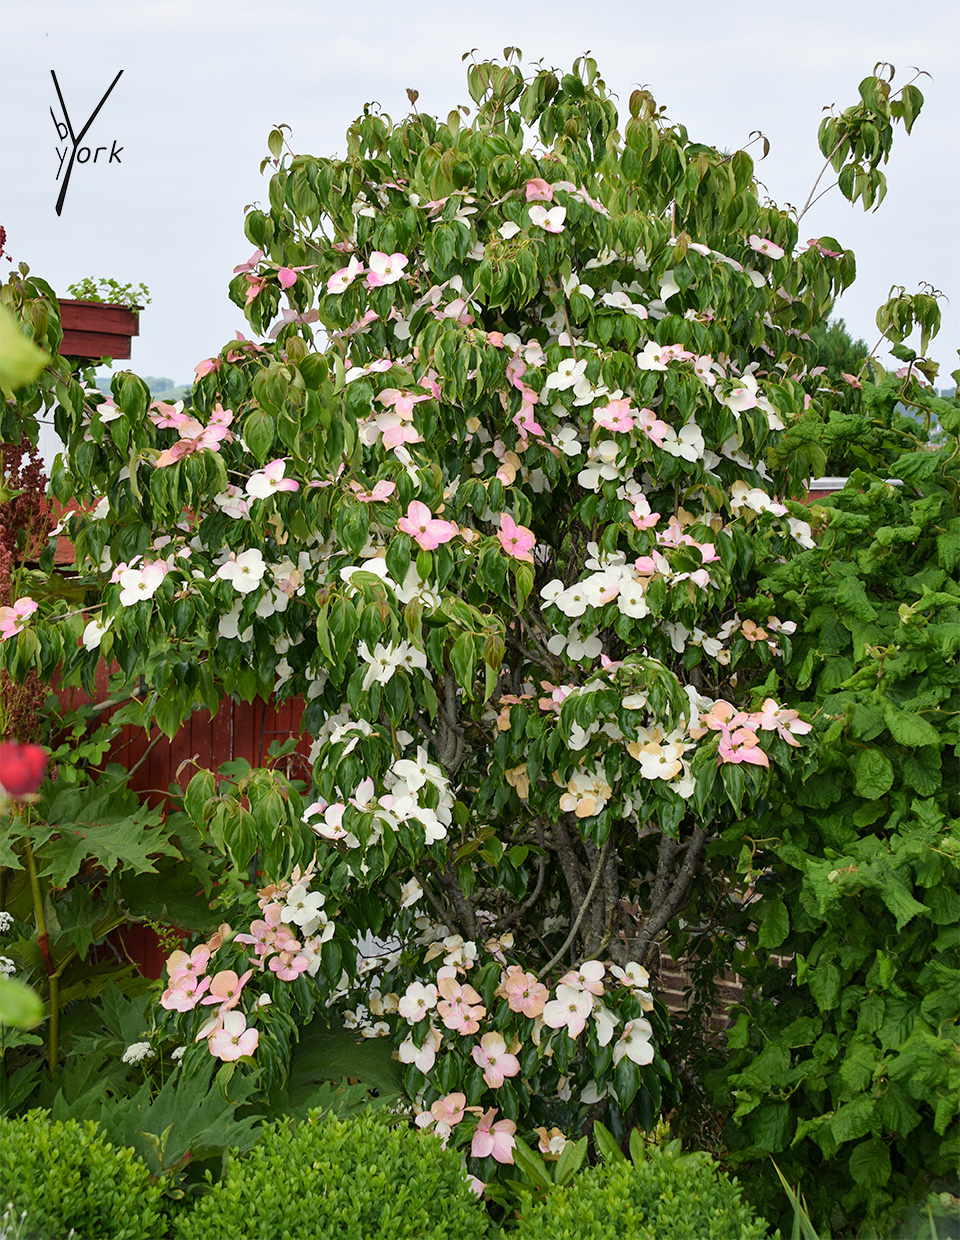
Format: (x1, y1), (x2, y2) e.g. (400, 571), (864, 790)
(705, 372), (960, 1235)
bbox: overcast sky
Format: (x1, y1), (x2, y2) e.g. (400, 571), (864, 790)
(3, 0), (957, 385)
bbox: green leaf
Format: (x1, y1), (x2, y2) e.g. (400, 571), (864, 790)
(808, 963), (842, 1012)
(285, 1020), (404, 1097)
(512, 1138), (553, 1190)
(830, 1094), (875, 1144)
(614, 1055), (641, 1109)
(882, 704), (940, 748)
(0, 974), (44, 1028)
(94, 1058), (262, 1175)
(0, 303), (48, 396)
(854, 748), (894, 799)
(592, 1120), (627, 1164)
(554, 1135), (588, 1185)
(36, 809), (178, 888)
(847, 1136), (891, 1191)
(758, 897), (790, 949)
(244, 408), (275, 463)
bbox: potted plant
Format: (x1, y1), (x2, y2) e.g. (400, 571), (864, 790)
(57, 277), (150, 361)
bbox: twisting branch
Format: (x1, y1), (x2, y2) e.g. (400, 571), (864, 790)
(543, 833), (611, 974)
(631, 826), (709, 966)
(412, 867), (452, 928)
(435, 670), (465, 773)
(551, 815), (587, 908)
(412, 710), (440, 751)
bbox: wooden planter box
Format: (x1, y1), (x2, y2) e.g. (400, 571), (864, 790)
(57, 298), (140, 361)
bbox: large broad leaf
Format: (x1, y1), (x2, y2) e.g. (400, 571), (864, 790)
(119, 861), (220, 933)
(93, 1058), (262, 1175)
(284, 1017), (404, 1104)
(32, 808), (181, 888)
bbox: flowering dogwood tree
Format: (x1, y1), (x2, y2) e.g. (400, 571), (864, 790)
(2, 52), (930, 1177)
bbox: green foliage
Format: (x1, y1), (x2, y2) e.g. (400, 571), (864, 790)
(0, 49), (945, 1217)
(0, 1110), (167, 1240)
(60, 1054), (264, 1178)
(0, 974), (42, 1032)
(706, 372), (960, 1235)
(65, 276), (151, 307)
(512, 1136), (771, 1239)
(0, 302), (47, 398)
(173, 1109), (491, 1240)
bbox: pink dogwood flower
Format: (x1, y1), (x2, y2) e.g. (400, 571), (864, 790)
(166, 945), (211, 982)
(233, 249), (264, 274)
(542, 983), (593, 1037)
(398, 501), (458, 550)
(634, 407), (671, 447)
(630, 496), (660, 531)
(208, 1011), (259, 1061)
(366, 251), (409, 287)
(246, 459), (299, 500)
(498, 514), (536, 563)
(350, 479), (397, 503)
(327, 256), (365, 294)
(593, 399), (635, 433)
(557, 960), (606, 996)
(155, 405), (233, 468)
(398, 1026), (443, 1073)
(756, 699), (813, 746)
(0, 597), (37, 640)
(528, 204), (566, 233)
(471, 1032), (521, 1088)
(431, 1092), (468, 1128)
(612, 1017), (655, 1066)
(471, 1109), (516, 1163)
(437, 976), (485, 1034)
(749, 235), (785, 260)
(718, 727), (770, 767)
(525, 178), (554, 201)
(201, 968), (253, 1012)
(160, 973), (210, 1011)
(497, 966), (548, 1018)
(398, 981), (439, 1023)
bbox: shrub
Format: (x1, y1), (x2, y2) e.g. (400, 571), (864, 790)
(173, 1108), (489, 1240)
(512, 1143), (771, 1240)
(0, 1109), (167, 1240)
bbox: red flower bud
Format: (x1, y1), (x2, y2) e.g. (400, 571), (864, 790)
(0, 742), (48, 797)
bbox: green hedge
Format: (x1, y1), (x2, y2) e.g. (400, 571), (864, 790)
(512, 1143), (772, 1240)
(0, 1110), (167, 1240)
(173, 1108), (489, 1240)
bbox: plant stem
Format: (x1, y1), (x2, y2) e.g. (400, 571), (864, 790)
(23, 838), (59, 1072)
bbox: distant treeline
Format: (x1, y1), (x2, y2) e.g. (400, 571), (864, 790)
(94, 375), (191, 401)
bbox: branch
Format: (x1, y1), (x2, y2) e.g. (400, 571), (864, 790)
(412, 867), (453, 928)
(437, 864), (478, 940)
(435, 671), (465, 773)
(551, 815), (587, 907)
(543, 833), (611, 974)
(631, 826), (709, 966)
(127, 732), (163, 779)
(412, 710), (440, 751)
(797, 137), (846, 223)
(495, 819), (548, 933)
